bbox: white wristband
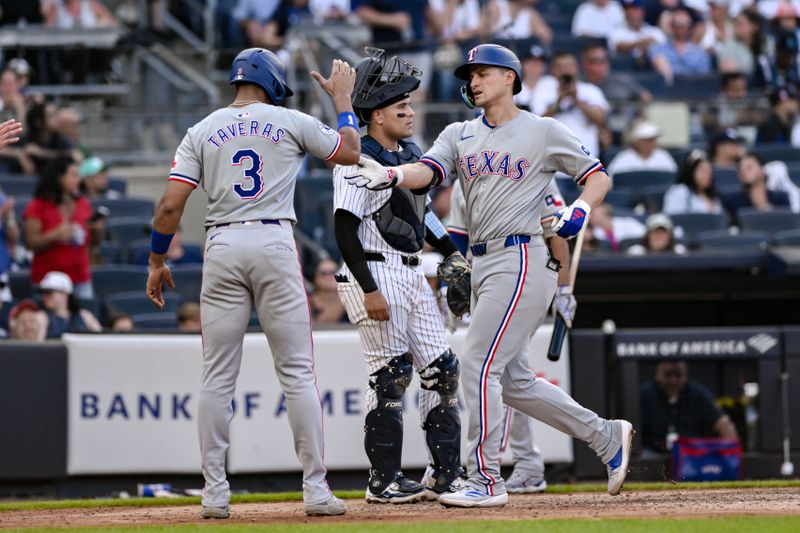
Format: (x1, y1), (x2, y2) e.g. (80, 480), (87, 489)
(573, 198), (591, 217)
(558, 284), (573, 295)
(392, 166), (404, 186)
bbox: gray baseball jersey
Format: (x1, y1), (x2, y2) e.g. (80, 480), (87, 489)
(180, 102), (341, 510)
(422, 110), (622, 498)
(421, 112), (602, 244)
(447, 177), (566, 242)
(170, 103), (342, 227)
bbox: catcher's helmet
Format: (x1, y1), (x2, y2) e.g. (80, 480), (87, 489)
(454, 44), (523, 95)
(230, 48), (293, 105)
(352, 47), (422, 126)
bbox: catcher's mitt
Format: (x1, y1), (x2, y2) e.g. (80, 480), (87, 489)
(437, 254), (471, 317)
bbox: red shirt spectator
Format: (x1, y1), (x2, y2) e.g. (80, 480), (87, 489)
(23, 157), (92, 291)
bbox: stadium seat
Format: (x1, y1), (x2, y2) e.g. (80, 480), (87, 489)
(107, 178), (127, 195)
(92, 198), (154, 219)
(0, 300), (13, 330)
(91, 265), (149, 298)
(99, 241), (124, 264)
(131, 312), (178, 329)
(105, 290), (183, 317)
(106, 216), (152, 244)
(753, 145), (800, 163)
(0, 177), (37, 197)
(737, 208), (800, 236)
(670, 213), (728, 242)
(712, 167), (739, 188)
(773, 228), (800, 246)
(604, 188), (636, 209)
(697, 230), (770, 250)
(170, 264), (203, 301)
(78, 297), (101, 319)
(640, 184), (671, 212)
(613, 170), (676, 189)
(13, 195), (30, 224)
(671, 74), (721, 100)
(9, 270), (32, 300)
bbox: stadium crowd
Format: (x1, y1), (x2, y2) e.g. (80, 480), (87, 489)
(1, 0), (800, 335)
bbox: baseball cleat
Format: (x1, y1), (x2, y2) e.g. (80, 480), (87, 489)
(365, 477), (427, 504)
(201, 505), (230, 519)
(438, 484), (508, 508)
(305, 495), (346, 516)
(421, 465), (470, 500)
(506, 472), (547, 494)
(607, 420), (634, 496)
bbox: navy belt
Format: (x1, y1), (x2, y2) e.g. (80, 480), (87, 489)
(207, 219), (280, 230)
(365, 252), (421, 267)
(470, 235), (531, 257)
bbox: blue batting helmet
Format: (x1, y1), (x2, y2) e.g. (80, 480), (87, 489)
(230, 48), (293, 105)
(454, 44), (523, 94)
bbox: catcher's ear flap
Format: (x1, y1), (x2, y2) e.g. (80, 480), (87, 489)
(460, 85), (476, 109)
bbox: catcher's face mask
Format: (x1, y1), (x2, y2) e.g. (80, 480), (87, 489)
(353, 47), (422, 126)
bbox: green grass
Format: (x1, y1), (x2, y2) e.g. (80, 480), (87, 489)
(6, 516), (800, 533)
(1, 479), (798, 513)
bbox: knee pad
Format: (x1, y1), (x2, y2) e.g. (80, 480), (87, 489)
(420, 349), (460, 398)
(364, 354), (413, 494)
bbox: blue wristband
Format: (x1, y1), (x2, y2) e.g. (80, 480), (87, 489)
(337, 111), (358, 131)
(150, 230), (174, 254)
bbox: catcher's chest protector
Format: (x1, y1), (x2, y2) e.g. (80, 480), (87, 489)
(362, 136), (426, 253)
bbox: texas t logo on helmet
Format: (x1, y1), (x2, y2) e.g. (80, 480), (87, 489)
(454, 44), (523, 109)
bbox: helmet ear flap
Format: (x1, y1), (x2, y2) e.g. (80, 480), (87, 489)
(460, 85), (476, 109)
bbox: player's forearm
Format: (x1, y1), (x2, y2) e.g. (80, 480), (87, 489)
(334, 209), (378, 293)
(396, 162), (436, 189)
(332, 96), (361, 165)
(578, 171), (611, 208)
(577, 101), (606, 127)
(547, 236), (571, 286)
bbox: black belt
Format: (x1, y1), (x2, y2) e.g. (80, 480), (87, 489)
(365, 252), (421, 267)
(207, 219), (280, 230)
(470, 235), (531, 257)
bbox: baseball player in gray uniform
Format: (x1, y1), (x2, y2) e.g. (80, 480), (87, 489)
(146, 48), (361, 519)
(448, 177), (577, 494)
(344, 43), (633, 508)
(333, 48), (467, 504)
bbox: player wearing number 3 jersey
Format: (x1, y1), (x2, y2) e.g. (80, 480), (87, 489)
(146, 48), (361, 519)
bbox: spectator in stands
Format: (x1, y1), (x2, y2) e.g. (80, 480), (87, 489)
(717, 10), (763, 76)
(485, 0), (553, 45)
(755, 29), (800, 91)
(165, 229), (203, 265)
(0, 192), (19, 295)
(757, 86), (799, 144)
(234, 0), (281, 47)
(663, 149), (724, 214)
(309, 0), (350, 22)
(581, 42), (652, 103)
(607, 122), (677, 177)
(640, 360), (739, 454)
(702, 72), (766, 132)
(23, 157), (95, 299)
(650, 8), (713, 84)
(108, 311), (134, 332)
(533, 51), (609, 156)
(177, 302), (202, 332)
(23, 102), (78, 175)
(55, 108), (89, 159)
(7, 299), (47, 341)
(431, 0), (480, 42)
(709, 127), (746, 169)
(79, 157), (121, 200)
(697, 0), (735, 53)
(590, 203), (646, 251)
(37, 270), (101, 337)
(572, 0), (625, 39)
(309, 258), (346, 324)
(722, 152), (791, 220)
(515, 45), (548, 111)
(627, 213), (688, 255)
(0, 69), (26, 129)
(257, 0), (313, 50)
(43, 0), (118, 28)
(8, 58), (32, 94)
(608, 0), (666, 68)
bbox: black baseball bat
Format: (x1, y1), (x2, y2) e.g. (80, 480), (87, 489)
(547, 314), (568, 361)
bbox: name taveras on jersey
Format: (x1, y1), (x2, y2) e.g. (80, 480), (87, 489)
(458, 151), (531, 181)
(206, 120), (286, 148)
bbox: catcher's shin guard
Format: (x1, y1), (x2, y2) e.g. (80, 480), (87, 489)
(421, 349), (464, 491)
(365, 353), (414, 494)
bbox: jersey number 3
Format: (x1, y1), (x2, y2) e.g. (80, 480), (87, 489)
(231, 149), (264, 199)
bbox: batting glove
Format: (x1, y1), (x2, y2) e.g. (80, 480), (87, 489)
(553, 285), (577, 328)
(343, 155), (404, 191)
(552, 198), (591, 239)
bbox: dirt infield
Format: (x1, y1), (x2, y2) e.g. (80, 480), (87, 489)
(1, 487), (799, 529)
